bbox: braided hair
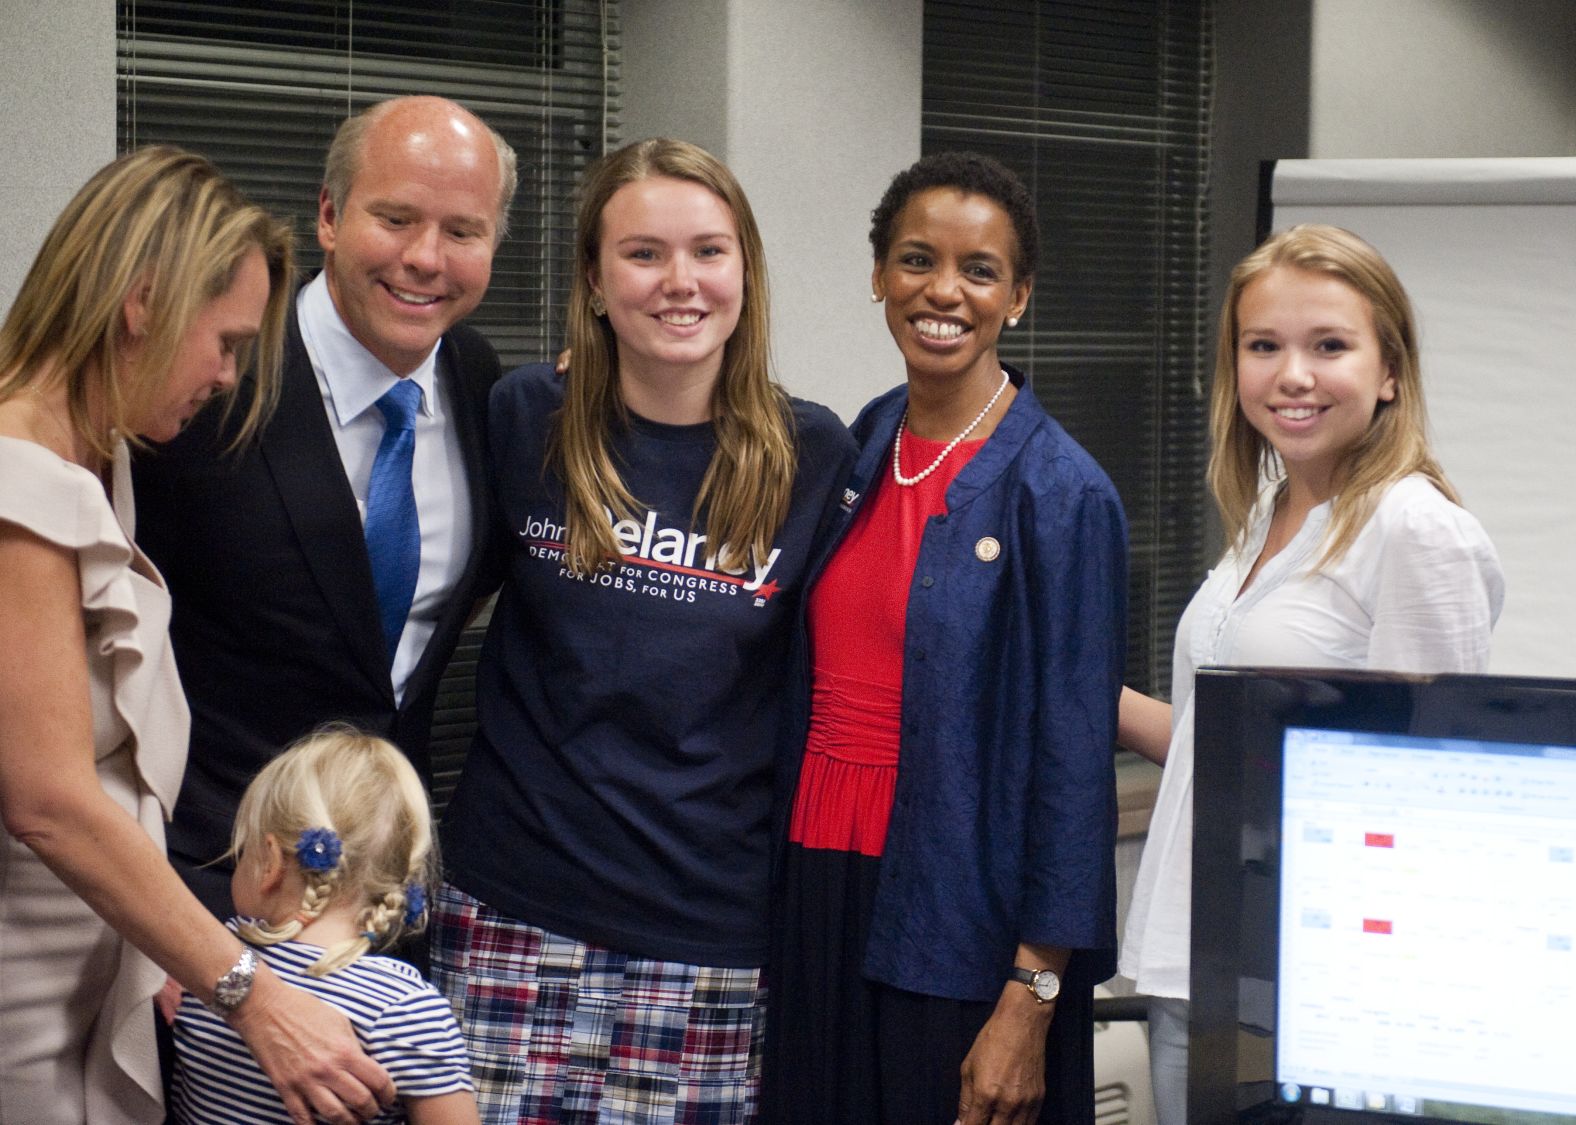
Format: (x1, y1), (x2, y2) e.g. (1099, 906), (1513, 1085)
(229, 725), (436, 977)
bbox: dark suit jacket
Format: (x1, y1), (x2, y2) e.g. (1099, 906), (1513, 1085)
(133, 291), (502, 911)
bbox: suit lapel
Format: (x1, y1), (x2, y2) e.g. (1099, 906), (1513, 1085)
(262, 306), (392, 696)
(403, 333), (488, 703)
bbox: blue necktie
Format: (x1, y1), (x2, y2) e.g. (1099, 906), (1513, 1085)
(364, 379), (422, 667)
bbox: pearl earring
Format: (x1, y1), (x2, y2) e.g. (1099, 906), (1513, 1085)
(870, 293), (881, 303)
(1006, 316), (1020, 328)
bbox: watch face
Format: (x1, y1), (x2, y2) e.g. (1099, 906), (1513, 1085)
(214, 948), (258, 1011)
(1031, 971), (1060, 1002)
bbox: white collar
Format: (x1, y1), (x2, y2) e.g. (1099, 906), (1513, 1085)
(297, 272), (441, 425)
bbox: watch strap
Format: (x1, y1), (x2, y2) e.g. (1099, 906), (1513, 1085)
(1009, 965), (1061, 1003)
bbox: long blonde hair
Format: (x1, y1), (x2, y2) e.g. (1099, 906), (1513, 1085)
(1207, 224), (1457, 567)
(229, 726), (436, 977)
(0, 146), (293, 458)
(553, 138), (796, 575)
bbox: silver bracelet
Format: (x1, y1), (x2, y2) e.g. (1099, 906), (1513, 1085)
(208, 946), (258, 1015)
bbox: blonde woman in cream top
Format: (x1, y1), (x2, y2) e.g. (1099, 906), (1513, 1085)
(0, 148), (392, 1125)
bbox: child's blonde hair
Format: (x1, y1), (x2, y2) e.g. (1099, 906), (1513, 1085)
(229, 725), (436, 976)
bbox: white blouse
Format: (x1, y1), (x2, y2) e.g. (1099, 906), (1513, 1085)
(1119, 474), (1505, 999)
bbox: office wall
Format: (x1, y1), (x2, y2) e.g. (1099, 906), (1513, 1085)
(1309, 0), (1576, 159)
(622, 0), (922, 420)
(620, 0), (729, 160)
(1205, 0), (1315, 562)
(0, 0), (116, 311)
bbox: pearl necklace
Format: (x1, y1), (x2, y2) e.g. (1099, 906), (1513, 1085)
(891, 368), (1010, 487)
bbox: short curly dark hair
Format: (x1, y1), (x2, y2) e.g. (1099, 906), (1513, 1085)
(869, 151), (1039, 280)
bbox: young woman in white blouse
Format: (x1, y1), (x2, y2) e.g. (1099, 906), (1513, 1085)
(1116, 224), (1505, 1125)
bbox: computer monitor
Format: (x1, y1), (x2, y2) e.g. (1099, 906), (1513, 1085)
(1189, 668), (1576, 1125)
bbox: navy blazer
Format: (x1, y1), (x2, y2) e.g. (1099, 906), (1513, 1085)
(133, 287), (502, 897)
(782, 365), (1127, 1001)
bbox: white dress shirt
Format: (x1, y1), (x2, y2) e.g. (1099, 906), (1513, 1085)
(1120, 474), (1505, 999)
(296, 273), (473, 703)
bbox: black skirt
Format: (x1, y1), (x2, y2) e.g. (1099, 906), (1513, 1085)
(763, 842), (1095, 1125)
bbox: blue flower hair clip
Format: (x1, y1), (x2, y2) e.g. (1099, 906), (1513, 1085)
(295, 827), (343, 872)
(403, 884), (427, 927)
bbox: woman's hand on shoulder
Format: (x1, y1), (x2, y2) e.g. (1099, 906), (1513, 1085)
(227, 965), (396, 1125)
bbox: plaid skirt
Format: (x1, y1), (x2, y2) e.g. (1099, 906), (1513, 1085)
(432, 884), (767, 1124)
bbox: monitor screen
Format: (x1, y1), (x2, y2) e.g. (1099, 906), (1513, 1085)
(1189, 669), (1576, 1125)
(1277, 727), (1576, 1120)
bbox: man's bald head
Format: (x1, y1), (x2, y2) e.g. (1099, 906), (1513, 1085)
(323, 96), (518, 239)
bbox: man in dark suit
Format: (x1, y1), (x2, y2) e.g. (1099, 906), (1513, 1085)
(134, 96), (517, 915)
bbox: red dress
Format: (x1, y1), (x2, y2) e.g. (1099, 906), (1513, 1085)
(788, 433), (982, 856)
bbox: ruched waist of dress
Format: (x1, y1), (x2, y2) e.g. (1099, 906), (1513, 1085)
(789, 670), (901, 857)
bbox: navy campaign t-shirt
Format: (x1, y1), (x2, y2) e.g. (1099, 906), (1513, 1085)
(442, 363), (855, 967)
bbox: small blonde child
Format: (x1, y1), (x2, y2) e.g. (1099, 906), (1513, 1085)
(170, 727), (479, 1124)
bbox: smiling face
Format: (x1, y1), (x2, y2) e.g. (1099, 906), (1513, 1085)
(590, 175), (744, 392)
(872, 187), (1030, 392)
(317, 100), (501, 375)
(1234, 265), (1397, 500)
(134, 245), (270, 443)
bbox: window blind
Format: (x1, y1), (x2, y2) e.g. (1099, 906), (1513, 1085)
(923, 0), (1212, 696)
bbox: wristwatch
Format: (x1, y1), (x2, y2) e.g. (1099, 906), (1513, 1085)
(209, 947), (258, 1015)
(1009, 965), (1061, 1004)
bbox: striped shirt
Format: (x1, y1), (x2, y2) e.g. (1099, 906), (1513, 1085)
(171, 932), (473, 1123)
